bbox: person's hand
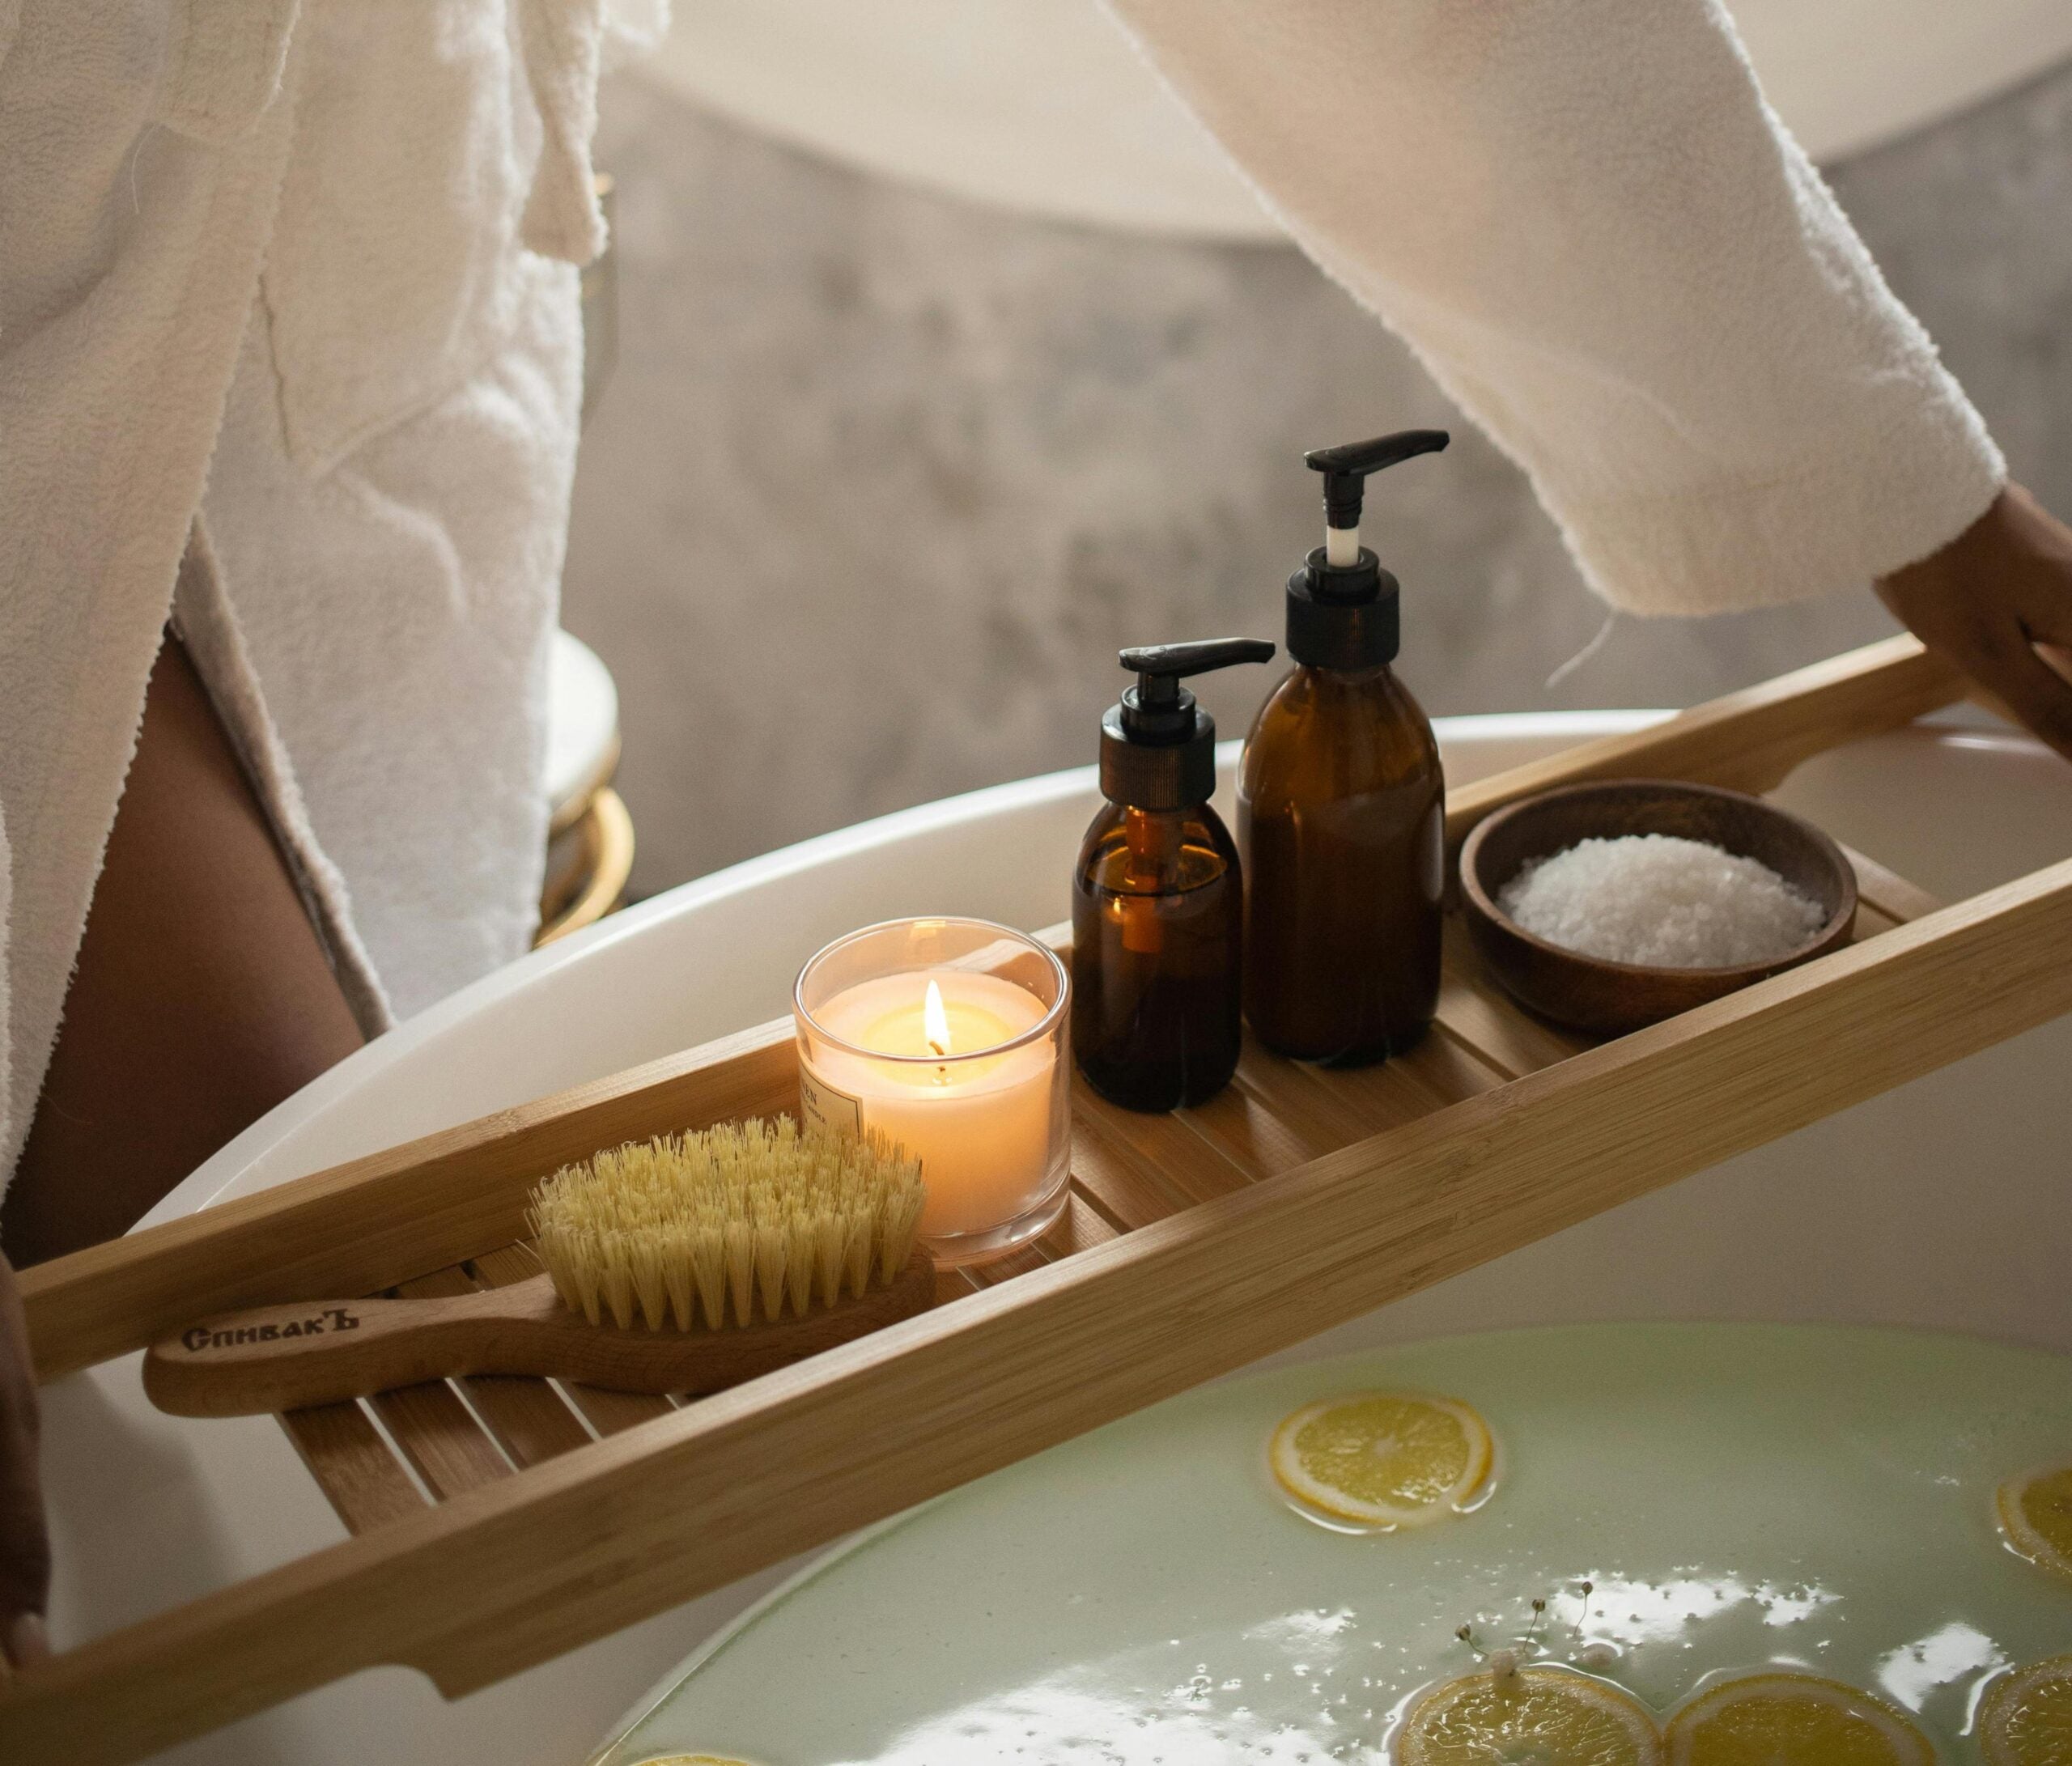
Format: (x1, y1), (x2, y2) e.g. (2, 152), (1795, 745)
(0, 1254), (49, 1678)
(1877, 484), (2072, 761)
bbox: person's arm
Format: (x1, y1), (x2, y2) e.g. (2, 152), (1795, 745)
(1876, 486), (2072, 758)
(1108, 0), (2072, 754)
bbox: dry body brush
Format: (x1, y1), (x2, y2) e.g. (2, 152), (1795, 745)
(530, 1119), (926, 1333)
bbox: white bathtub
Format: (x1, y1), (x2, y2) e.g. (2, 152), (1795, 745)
(42, 711), (2072, 1765)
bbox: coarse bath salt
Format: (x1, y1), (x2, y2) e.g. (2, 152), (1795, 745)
(1497, 833), (1825, 969)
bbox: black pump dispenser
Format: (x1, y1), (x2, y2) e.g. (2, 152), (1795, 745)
(1240, 428), (1450, 1065)
(1099, 638), (1276, 812)
(1075, 636), (1274, 1113)
(1286, 428), (1449, 670)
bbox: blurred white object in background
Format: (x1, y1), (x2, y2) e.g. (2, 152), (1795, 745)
(543, 630), (620, 825)
(639, 0), (2072, 240)
(539, 630), (634, 945)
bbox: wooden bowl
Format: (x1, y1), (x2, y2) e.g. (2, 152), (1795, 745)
(1458, 779), (1857, 1037)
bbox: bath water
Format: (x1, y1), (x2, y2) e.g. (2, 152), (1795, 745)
(597, 1323), (2072, 1764)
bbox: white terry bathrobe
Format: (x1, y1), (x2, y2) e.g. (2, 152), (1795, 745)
(0, 0), (2003, 1188)
(0, 0), (652, 1179)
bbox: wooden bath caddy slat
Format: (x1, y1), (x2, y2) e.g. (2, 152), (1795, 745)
(278, 1402), (429, 1535)
(1844, 842), (1947, 926)
(365, 1270), (524, 1498)
(558, 1378), (677, 1441)
(11, 635), (2069, 1766)
(1437, 923), (1590, 1077)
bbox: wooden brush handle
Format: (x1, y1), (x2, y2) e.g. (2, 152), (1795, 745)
(142, 1249), (936, 1418)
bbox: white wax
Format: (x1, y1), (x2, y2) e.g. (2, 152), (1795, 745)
(800, 970), (1059, 1241)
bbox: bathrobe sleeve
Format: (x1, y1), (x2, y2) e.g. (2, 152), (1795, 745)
(1106, 0), (2006, 617)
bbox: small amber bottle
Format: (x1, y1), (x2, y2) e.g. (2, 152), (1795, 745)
(1239, 432), (1449, 1063)
(1073, 639), (1275, 1112)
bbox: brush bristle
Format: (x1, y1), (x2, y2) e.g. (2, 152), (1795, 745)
(527, 1118), (926, 1331)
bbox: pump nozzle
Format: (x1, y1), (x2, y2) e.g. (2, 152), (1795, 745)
(1306, 430), (1449, 567)
(1099, 637), (1276, 810)
(1118, 639), (1276, 742)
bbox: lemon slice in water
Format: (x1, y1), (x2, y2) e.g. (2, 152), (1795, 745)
(635, 1756), (753, 1764)
(1981, 1654), (2072, 1766)
(1397, 1664), (1662, 1765)
(1665, 1672), (1933, 1766)
(1998, 1463), (2072, 1582)
(1269, 1391), (1492, 1527)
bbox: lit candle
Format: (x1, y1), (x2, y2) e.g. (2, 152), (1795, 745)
(798, 968), (1059, 1243)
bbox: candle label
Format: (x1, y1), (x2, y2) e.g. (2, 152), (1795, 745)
(798, 1062), (863, 1138)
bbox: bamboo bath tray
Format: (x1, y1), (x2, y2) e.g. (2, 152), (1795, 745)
(11, 635), (2072, 1763)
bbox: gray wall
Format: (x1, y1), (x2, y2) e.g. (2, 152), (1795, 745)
(563, 60), (2072, 898)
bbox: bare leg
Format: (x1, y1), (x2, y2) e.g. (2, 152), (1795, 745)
(2, 634), (365, 1267)
(0, 630), (367, 1666)
(0, 1254), (40, 1671)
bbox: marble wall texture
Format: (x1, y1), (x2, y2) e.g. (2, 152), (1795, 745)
(563, 59), (2072, 898)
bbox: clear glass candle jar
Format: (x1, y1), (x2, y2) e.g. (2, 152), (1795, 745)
(794, 918), (1072, 1267)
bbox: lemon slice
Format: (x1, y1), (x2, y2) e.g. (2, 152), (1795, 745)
(1269, 1391), (1493, 1527)
(1981, 1654), (2072, 1766)
(1665, 1672), (1934, 1766)
(635, 1756), (753, 1765)
(1998, 1463), (2072, 1582)
(1397, 1664), (1662, 1765)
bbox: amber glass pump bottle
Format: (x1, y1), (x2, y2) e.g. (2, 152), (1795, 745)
(1239, 431), (1449, 1064)
(1073, 638), (1276, 1112)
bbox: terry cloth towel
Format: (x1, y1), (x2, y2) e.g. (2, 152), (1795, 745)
(0, 0), (658, 1190)
(1108, 0), (2006, 617)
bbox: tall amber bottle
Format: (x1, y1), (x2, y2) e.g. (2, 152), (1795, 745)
(1239, 432), (1449, 1063)
(1073, 639), (1275, 1112)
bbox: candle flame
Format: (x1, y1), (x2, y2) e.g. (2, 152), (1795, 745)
(923, 979), (951, 1058)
